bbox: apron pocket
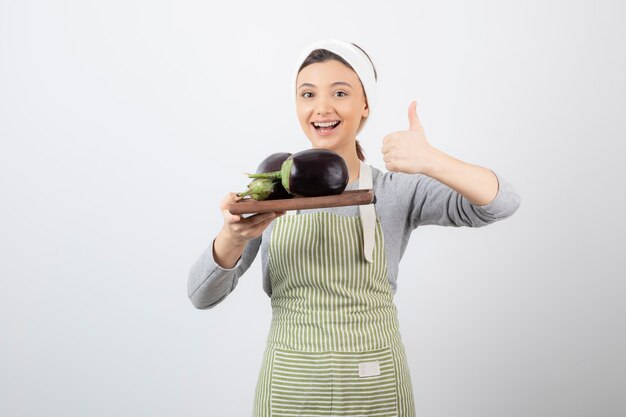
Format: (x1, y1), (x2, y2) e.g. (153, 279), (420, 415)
(270, 346), (398, 417)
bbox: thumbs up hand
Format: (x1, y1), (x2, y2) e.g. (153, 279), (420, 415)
(381, 101), (436, 175)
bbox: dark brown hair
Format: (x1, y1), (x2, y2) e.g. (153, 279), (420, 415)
(297, 43), (377, 162)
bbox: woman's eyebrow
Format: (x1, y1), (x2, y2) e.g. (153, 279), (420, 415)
(298, 81), (353, 89)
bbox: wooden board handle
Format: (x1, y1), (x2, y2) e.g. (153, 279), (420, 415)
(228, 189), (376, 215)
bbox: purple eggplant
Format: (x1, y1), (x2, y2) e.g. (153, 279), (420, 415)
(257, 152), (292, 173)
(255, 153), (293, 200)
(237, 152), (295, 200)
(237, 178), (285, 200)
(246, 149), (349, 197)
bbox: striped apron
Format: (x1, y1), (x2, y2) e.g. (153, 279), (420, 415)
(253, 165), (416, 417)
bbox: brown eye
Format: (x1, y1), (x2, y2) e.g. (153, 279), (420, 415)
(302, 92), (313, 98)
(335, 91), (347, 97)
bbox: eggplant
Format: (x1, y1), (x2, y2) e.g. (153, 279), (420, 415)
(237, 178), (285, 200)
(254, 152), (294, 200)
(246, 149), (349, 197)
(257, 152), (292, 173)
(237, 152), (295, 200)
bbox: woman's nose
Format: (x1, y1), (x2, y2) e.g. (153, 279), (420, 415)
(315, 98), (333, 115)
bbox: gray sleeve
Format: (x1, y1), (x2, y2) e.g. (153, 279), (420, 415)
(187, 235), (262, 309)
(389, 170), (521, 229)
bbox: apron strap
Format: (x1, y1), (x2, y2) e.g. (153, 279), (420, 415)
(358, 161), (376, 263)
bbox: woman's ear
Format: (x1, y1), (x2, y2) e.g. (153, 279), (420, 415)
(362, 101), (369, 118)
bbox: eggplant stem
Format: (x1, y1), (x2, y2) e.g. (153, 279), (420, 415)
(247, 170), (281, 179)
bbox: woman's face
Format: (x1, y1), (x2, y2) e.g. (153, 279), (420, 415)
(296, 60), (369, 152)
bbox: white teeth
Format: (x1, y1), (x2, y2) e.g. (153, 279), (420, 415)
(313, 121), (340, 128)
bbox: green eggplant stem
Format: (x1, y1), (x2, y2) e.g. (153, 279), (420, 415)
(236, 177), (279, 200)
(246, 170), (281, 179)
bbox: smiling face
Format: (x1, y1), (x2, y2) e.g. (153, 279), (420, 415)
(296, 60), (369, 153)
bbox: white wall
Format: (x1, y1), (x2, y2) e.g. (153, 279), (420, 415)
(1, 0), (624, 416)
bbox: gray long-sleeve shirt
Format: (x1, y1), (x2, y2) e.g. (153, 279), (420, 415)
(188, 165), (521, 310)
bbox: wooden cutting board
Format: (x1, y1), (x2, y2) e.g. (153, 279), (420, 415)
(228, 189), (375, 215)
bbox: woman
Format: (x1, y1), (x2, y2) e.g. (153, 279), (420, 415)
(188, 39), (521, 416)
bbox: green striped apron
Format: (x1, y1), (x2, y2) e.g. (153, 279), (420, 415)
(253, 166), (416, 417)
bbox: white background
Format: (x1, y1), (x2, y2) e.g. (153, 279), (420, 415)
(1, 1), (625, 416)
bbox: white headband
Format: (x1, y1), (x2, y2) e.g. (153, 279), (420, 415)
(293, 39), (376, 136)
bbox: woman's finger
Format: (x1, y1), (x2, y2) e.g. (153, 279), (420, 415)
(241, 212), (276, 227)
(247, 213), (280, 235)
(221, 192), (244, 222)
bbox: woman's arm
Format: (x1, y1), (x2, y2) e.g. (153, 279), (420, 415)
(381, 101), (520, 228)
(187, 234), (261, 309)
(384, 169), (520, 229)
(188, 193), (283, 310)
(424, 147), (499, 206)
(213, 227), (249, 269)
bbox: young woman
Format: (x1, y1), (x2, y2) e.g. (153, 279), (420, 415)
(188, 39), (521, 416)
